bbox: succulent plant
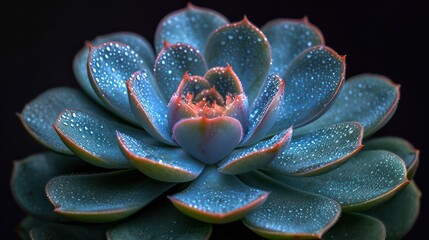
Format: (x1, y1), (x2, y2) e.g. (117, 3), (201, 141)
(12, 4), (420, 240)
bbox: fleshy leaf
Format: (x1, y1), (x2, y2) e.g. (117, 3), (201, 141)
(364, 137), (419, 179)
(88, 42), (152, 124)
(73, 32), (155, 104)
(297, 74), (400, 137)
(173, 116), (243, 164)
(204, 65), (244, 97)
(270, 46), (345, 135)
(275, 150), (408, 211)
(54, 109), (154, 169)
(127, 71), (176, 145)
(12, 152), (92, 221)
(154, 43), (207, 102)
(219, 127), (292, 175)
(169, 167), (268, 223)
(205, 18), (271, 102)
(240, 74), (284, 146)
(322, 213), (386, 240)
(117, 131), (204, 182)
(19, 217), (108, 240)
(46, 170), (175, 223)
(19, 87), (106, 154)
(239, 171), (341, 239)
(268, 122), (363, 176)
(155, 4), (228, 53)
(364, 181), (421, 240)
(262, 18), (324, 76)
(107, 201), (212, 240)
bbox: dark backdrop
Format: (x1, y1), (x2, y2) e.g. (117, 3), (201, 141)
(1, 1), (427, 239)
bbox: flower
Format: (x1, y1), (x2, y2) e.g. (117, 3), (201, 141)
(13, 4), (420, 239)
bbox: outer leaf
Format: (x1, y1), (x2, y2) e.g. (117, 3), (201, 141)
(322, 213), (386, 240)
(364, 137), (419, 179)
(268, 122), (363, 176)
(88, 42), (152, 124)
(127, 71), (176, 145)
(270, 46), (345, 135)
(275, 150), (408, 211)
(154, 43), (207, 102)
(107, 201), (212, 240)
(19, 217), (108, 240)
(364, 181), (421, 240)
(297, 74), (400, 137)
(218, 127), (292, 175)
(205, 17), (271, 102)
(54, 109), (153, 169)
(12, 152), (92, 221)
(73, 32), (155, 104)
(46, 170), (175, 223)
(19, 87), (106, 154)
(262, 18), (325, 76)
(173, 116), (243, 164)
(169, 167), (269, 224)
(240, 74), (285, 146)
(154, 3), (228, 53)
(239, 171), (341, 239)
(117, 131), (204, 182)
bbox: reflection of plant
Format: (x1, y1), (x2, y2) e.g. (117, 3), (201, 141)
(13, 4), (419, 239)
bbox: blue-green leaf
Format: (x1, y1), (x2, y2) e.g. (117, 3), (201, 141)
(117, 131), (204, 182)
(73, 32), (155, 105)
(364, 181), (421, 240)
(239, 171), (341, 239)
(204, 65), (244, 97)
(322, 213), (386, 240)
(88, 42), (153, 124)
(154, 3), (228, 53)
(275, 150), (408, 211)
(127, 71), (176, 145)
(268, 122), (363, 176)
(107, 201), (212, 240)
(169, 167), (268, 223)
(205, 18), (271, 102)
(364, 137), (419, 179)
(46, 170), (175, 223)
(219, 127), (292, 175)
(240, 74), (285, 146)
(262, 18), (324, 76)
(270, 46), (345, 135)
(12, 152), (92, 221)
(19, 87), (106, 154)
(297, 74), (400, 137)
(54, 109), (154, 169)
(154, 43), (207, 102)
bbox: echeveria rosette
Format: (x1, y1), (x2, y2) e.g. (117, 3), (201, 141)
(13, 4), (420, 240)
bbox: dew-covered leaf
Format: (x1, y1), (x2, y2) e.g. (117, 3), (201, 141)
(46, 170), (175, 223)
(364, 137), (419, 179)
(239, 171), (341, 239)
(169, 167), (268, 223)
(219, 127), (292, 174)
(204, 65), (244, 97)
(117, 131), (204, 182)
(54, 109), (154, 169)
(155, 4), (228, 53)
(107, 201), (212, 240)
(205, 18), (271, 102)
(268, 122), (363, 176)
(297, 74), (400, 137)
(270, 46), (345, 135)
(12, 152), (93, 221)
(262, 18), (324, 76)
(275, 150), (408, 211)
(364, 181), (421, 240)
(19, 87), (106, 154)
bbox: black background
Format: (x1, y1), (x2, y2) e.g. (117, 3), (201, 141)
(1, 1), (427, 239)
